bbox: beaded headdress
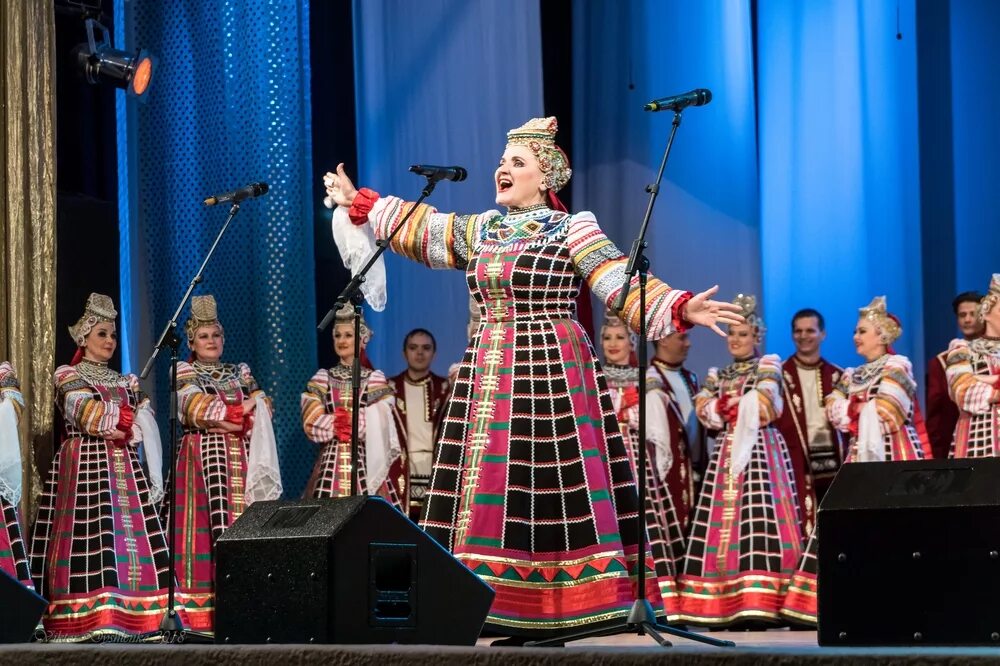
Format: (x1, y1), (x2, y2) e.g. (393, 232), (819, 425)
(859, 296), (902, 345)
(733, 294), (766, 344)
(334, 303), (373, 346)
(68, 293), (117, 346)
(185, 295), (224, 344)
(978, 274), (1000, 321)
(506, 116), (572, 193)
(600, 311), (637, 349)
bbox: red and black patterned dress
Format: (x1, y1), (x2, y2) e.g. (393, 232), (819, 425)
(0, 362), (32, 588)
(361, 197), (692, 637)
(604, 363), (682, 616)
(946, 337), (1000, 458)
(30, 361), (171, 641)
(677, 354), (801, 627)
(780, 353), (925, 625)
(301, 365), (406, 508)
(161, 360), (270, 633)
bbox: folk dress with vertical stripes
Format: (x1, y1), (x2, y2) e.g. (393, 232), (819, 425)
(0, 363), (32, 589)
(301, 365), (406, 508)
(780, 353), (924, 625)
(161, 360), (271, 633)
(676, 354), (802, 627)
(946, 337), (1000, 459)
(31, 361), (171, 641)
(604, 363), (682, 617)
(358, 196), (692, 637)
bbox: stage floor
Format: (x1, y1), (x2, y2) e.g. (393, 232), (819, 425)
(6, 630), (1000, 666)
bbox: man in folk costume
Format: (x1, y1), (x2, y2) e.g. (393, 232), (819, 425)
(390, 328), (450, 521)
(648, 330), (700, 528)
(926, 291), (984, 459)
(774, 308), (846, 537)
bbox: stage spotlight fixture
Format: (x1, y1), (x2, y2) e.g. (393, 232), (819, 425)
(73, 18), (155, 98)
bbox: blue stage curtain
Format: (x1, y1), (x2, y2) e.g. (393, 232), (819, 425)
(118, 0), (318, 496)
(756, 0), (926, 376)
(350, 0), (544, 376)
(572, 0), (761, 373)
(950, 0), (1000, 294)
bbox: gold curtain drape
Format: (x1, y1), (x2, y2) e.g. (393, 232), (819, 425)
(0, 0), (57, 522)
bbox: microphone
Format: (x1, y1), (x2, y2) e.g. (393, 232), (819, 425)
(643, 89), (712, 112)
(408, 165), (468, 182)
(203, 182), (269, 206)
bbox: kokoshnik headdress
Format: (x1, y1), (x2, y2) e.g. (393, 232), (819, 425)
(68, 293), (117, 346)
(859, 296), (902, 345)
(185, 295), (224, 345)
(506, 116), (572, 193)
(979, 274), (1000, 321)
(334, 303), (373, 346)
(733, 293), (766, 345)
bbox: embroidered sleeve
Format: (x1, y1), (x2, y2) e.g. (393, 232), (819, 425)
(301, 369), (335, 444)
(566, 212), (693, 340)
(826, 368), (853, 431)
(874, 355), (916, 434)
(0, 362), (24, 417)
(694, 368), (724, 430)
(176, 361), (231, 428)
(755, 354), (784, 425)
(239, 362), (273, 416)
(369, 196), (495, 270)
(55, 365), (121, 437)
(364, 370), (395, 406)
(946, 339), (999, 414)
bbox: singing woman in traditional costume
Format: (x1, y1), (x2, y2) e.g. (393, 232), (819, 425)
(947, 275), (1000, 458)
(0, 362), (32, 589)
(323, 116), (742, 638)
(163, 295), (282, 633)
(601, 312), (684, 615)
(30, 294), (169, 641)
(677, 294), (801, 628)
(301, 304), (405, 508)
(780, 296), (924, 626)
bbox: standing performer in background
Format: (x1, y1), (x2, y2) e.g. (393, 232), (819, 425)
(0, 362), (32, 589)
(31, 294), (169, 641)
(601, 312), (681, 615)
(163, 295), (282, 634)
(390, 329), (449, 521)
(648, 330), (699, 527)
(301, 305), (405, 508)
(677, 294), (801, 628)
(947, 276), (1000, 458)
(323, 116), (742, 639)
(781, 296), (924, 626)
(927, 291), (983, 459)
(774, 308), (845, 537)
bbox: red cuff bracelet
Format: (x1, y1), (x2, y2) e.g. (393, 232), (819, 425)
(348, 187), (380, 225)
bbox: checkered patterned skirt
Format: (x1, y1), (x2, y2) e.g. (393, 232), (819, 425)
(30, 432), (172, 641)
(676, 425), (802, 626)
(1, 495), (31, 587)
(421, 314), (661, 637)
(159, 430), (249, 633)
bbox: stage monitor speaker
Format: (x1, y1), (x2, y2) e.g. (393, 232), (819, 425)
(215, 495), (494, 645)
(818, 457), (1000, 646)
(0, 569), (47, 643)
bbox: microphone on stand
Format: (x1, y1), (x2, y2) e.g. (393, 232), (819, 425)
(408, 165), (468, 182)
(203, 182), (269, 206)
(643, 89), (712, 112)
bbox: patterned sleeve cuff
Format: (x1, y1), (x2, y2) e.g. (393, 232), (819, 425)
(348, 187), (380, 225)
(225, 403), (245, 424)
(671, 291), (694, 333)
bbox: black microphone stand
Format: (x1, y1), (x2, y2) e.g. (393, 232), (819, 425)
(526, 111), (734, 649)
(140, 200), (245, 642)
(317, 174), (443, 497)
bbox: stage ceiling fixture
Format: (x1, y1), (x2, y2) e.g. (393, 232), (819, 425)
(73, 18), (155, 99)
